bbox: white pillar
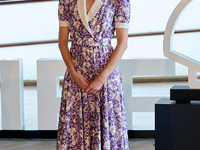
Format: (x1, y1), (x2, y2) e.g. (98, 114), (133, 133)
(37, 59), (65, 130)
(0, 58), (24, 130)
(118, 58), (175, 130)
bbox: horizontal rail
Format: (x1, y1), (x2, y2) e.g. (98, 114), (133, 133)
(128, 29), (200, 37)
(0, 76), (197, 87)
(0, 40), (59, 48)
(0, 29), (200, 48)
(0, 0), (56, 5)
(132, 76), (189, 83)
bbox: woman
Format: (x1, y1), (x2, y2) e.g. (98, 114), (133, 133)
(56, 0), (131, 149)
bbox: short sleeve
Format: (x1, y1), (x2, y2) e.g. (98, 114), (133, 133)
(114, 0), (131, 29)
(58, 0), (69, 27)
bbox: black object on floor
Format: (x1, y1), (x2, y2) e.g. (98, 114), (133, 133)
(155, 98), (200, 150)
(170, 85), (200, 102)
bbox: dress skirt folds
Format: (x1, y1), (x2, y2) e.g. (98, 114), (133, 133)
(56, 0), (131, 149)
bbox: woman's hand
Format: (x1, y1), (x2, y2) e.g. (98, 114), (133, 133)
(72, 72), (90, 90)
(85, 76), (104, 94)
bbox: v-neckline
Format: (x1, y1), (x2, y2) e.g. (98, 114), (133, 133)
(86, 0), (95, 15)
(77, 0), (103, 36)
(87, 0), (103, 21)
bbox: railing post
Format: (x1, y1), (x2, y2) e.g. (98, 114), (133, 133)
(37, 59), (65, 130)
(119, 58), (175, 130)
(0, 58), (24, 130)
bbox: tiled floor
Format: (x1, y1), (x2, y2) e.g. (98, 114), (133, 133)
(0, 138), (155, 150)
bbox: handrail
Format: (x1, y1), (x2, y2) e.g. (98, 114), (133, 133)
(0, 0), (56, 5)
(132, 75), (189, 83)
(0, 75), (198, 86)
(0, 29), (200, 48)
(0, 40), (59, 48)
(12, 75), (199, 86)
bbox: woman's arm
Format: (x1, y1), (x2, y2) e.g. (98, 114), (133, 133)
(99, 28), (128, 81)
(85, 28), (128, 93)
(59, 27), (90, 90)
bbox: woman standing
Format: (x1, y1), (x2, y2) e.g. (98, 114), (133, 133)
(56, 0), (131, 149)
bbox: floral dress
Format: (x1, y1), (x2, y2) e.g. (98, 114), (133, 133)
(56, 0), (131, 149)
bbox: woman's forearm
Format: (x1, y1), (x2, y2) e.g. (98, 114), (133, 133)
(99, 42), (127, 81)
(58, 27), (77, 78)
(59, 42), (77, 77)
(99, 28), (128, 82)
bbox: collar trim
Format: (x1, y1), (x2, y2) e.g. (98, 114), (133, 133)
(77, 0), (103, 36)
(87, 0), (103, 21)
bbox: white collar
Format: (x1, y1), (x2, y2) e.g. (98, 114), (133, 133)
(77, 0), (103, 36)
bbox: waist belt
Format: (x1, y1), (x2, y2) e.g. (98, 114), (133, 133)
(71, 38), (111, 47)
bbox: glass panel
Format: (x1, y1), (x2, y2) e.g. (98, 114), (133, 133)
(123, 35), (164, 58)
(0, 0), (27, 2)
(132, 112), (155, 130)
(129, 0), (200, 34)
(132, 82), (187, 97)
(23, 86), (38, 130)
(1, 0), (200, 44)
(0, 43), (63, 80)
(129, 0), (180, 34)
(198, 72), (200, 80)
(0, 1), (59, 44)
(175, 0), (200, 30)
(173, 32), (200, 64)
(173, 32), (200, 76)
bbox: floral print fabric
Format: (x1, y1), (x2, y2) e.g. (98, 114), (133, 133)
(57, 0), (131, 149)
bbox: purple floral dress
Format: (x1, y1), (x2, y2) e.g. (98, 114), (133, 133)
(56, 0), (131, 149)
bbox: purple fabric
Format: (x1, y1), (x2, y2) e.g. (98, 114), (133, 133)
(57, 0), (130, 149)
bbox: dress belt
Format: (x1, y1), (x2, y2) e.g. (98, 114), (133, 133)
(71, 37), (111, 47)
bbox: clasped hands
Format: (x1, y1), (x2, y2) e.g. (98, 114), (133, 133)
(73, 73), (104, 94)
